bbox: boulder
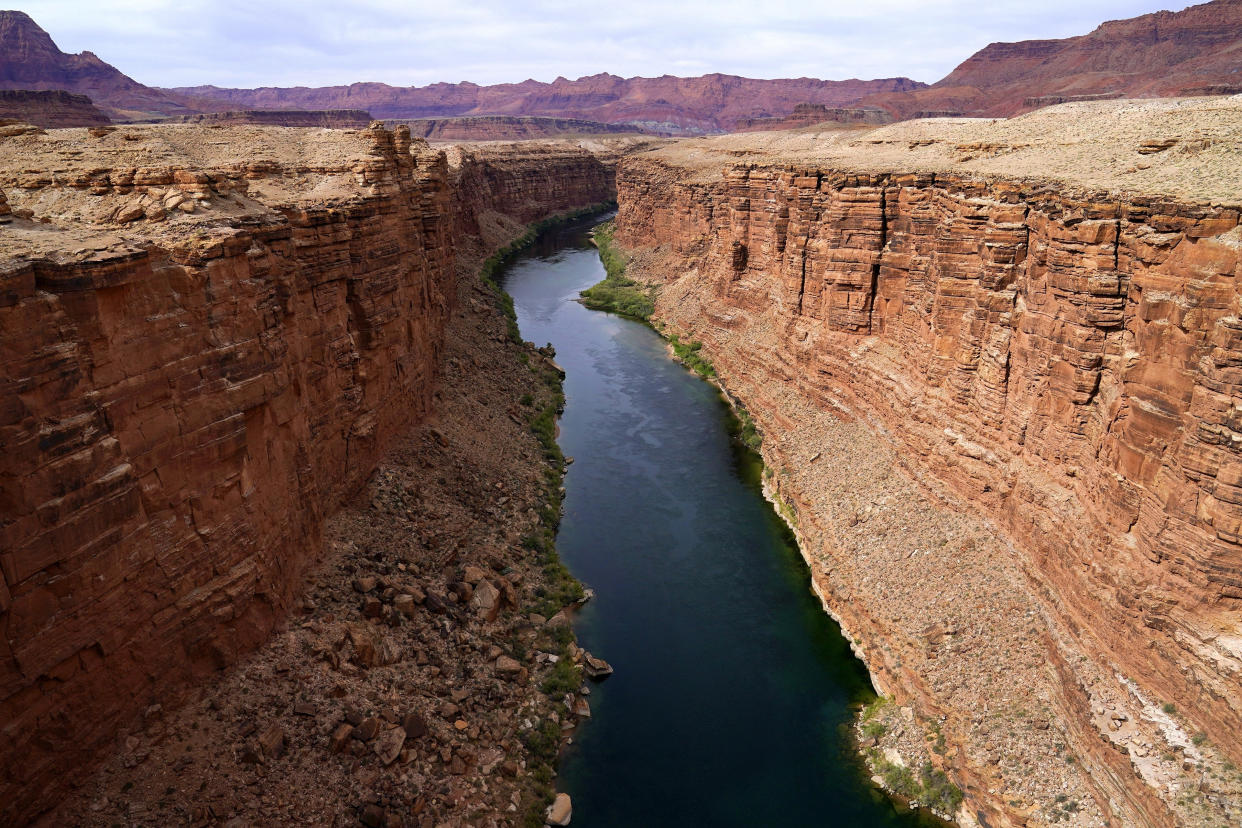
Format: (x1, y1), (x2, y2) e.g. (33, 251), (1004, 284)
(547, 792), (572, 826)
(373, 726), (405, 765)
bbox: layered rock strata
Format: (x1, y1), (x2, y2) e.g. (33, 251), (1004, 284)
(162, 109), (374, 128)
(0, 123), (617, 823)
(0, 90), (110, 127)
(399, 115), (655, 141)
(734, 104), (892, 132)
(446, 140), (639, 242)
(612, 102), (1242, 826)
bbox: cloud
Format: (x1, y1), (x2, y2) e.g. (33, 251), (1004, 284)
(20, 0), (1198, 88)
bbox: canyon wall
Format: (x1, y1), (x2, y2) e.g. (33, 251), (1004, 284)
(447, 141), (621, 241)
(0, 125), (616, 823)
(614, 156), (1242, 825)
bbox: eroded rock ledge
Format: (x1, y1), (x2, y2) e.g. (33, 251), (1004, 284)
(613, 99), (1242, 827)
(0, 123), (620, 823)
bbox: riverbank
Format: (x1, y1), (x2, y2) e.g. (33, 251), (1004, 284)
(45, 206), (608, 828)
(580, 222), (959, 825)
(607, 107), (1242, 825)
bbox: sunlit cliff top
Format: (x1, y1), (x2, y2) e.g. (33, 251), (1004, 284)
(639, 96), (1242, 205)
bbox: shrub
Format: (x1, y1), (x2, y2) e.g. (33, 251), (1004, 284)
(579, 221), (657, 320)
(920, 762), (964, 815)
(540, 658), (582, 697)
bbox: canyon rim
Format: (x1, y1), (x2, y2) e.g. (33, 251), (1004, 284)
(2, 2), (1242, 827)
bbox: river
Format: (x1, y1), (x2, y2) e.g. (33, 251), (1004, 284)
(500, 216), (945, 827)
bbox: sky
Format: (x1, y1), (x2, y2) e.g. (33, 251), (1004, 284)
(20, 0), (1201, 89)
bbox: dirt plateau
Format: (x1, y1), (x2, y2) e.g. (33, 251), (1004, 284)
(613, 98), (1242, 827)
(0, 122), (647, 825)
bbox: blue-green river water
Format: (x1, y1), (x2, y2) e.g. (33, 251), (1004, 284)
(500, 217), (945, 827)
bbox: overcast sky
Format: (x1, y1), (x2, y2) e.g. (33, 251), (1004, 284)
(21, 0), (1199, 89)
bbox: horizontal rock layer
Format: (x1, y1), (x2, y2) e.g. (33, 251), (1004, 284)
(161, 109), (374, 128)
(399, 115), (654, 141)
(615, 157), (1242, 825)
(0, 127), (616, 823)
(0, 89), (110, 127)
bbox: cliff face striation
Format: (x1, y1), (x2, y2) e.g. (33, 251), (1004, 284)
(613, 99), (1242, 826)
(0, 89), (110, 127)
(0, 123), (618, 823)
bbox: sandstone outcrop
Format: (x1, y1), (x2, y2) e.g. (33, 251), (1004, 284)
(0, 122), (618, 823)
(0, 89), (109, 127)
(612, 100), (1242, 826)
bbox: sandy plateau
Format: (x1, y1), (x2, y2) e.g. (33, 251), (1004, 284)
(612, 97), (1242, 827)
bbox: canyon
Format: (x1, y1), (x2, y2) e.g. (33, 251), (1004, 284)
(0, 121), (626, 824)
(609, 96), (1242, 826)
(1, 3), (1241, 825)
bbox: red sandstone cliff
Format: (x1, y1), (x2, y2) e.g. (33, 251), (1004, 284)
(0, 124), (619, 824)
(611, 108), (1242, 824)
(863, 0), (1242, 118)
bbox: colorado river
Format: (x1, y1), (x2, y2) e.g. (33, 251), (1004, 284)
(500, 216), (945, 827)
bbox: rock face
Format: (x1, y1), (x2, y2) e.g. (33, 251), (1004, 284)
(863, 0), (1242, 118)
(400, 115), (657, 141)
(613, 117), (1242, 824)
(172, 73), (926, 135)
(0, 10), (198, 119)
(0, 124), (618, 824)
(447, 141), (624, 239)
(0, 89), (109, 127)
(162, 109), (374, 128)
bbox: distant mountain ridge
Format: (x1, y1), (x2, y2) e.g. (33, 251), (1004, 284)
(861, 0), (1242, 118)
(0, 2), (1240, 130)
(169, 74), (926, 134)
(0, 9), (198, 119)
